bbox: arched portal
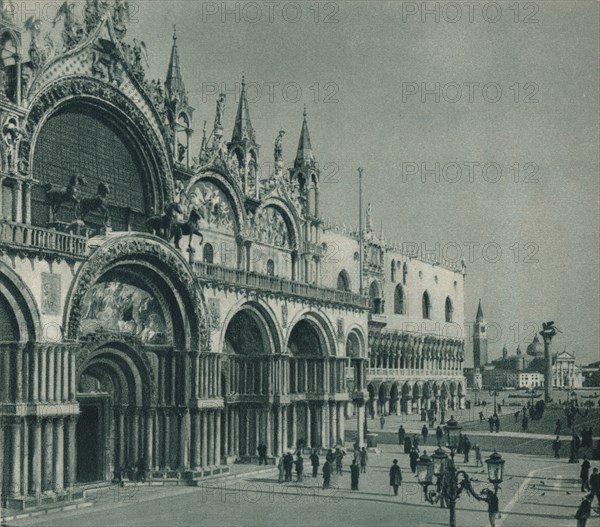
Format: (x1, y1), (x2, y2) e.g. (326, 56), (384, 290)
(223, 304), (279, 460)
(369, 281), (383, 314)
(76, 342), (154, 483)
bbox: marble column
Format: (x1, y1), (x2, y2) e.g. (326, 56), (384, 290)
(356, 403), (365, 446)
(337, 403), (345, 445)
(21, 417), (29, 496)
(117, 409), (125, 469)
(32, 346), (39, 402)
(330, 402), (337, 445)
(321, 403), (329, 447)
(42, 419), (53, 493)
(201, 411), (208, 468)
(65, 417), (77, 488)
(40, 348), (47, 402)
(130, 409), (139, 466)
(207, 410), (214, 466)
(306, 404), (312, 448)
(53, 418), (64, 492)
(223, 407), (229, 459)
(215, 410), (221, 466)
(277, 406), (284, 456)
(47, 347), (55, 402)
(62, 348), (69, 402)
(69, 349), (76, 401)
(145, 410), (154, 471)
(10, 418), (22, 497)
(291, 405), (297, 449)
(192, 411), (201, 469)
(282, 406), (288, 452)
(31, 419), (42, 495)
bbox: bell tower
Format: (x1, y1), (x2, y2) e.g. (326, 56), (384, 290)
(473, 299), (488, 368)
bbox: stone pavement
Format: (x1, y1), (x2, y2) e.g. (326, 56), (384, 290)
(6, 444), (599, 527)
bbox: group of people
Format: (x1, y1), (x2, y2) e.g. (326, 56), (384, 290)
(487, 414), (501, 433)
(575, 464), (600, 527)
(113, 458), (148, 486)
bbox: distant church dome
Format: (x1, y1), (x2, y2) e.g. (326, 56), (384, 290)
(526, 335), (544, 357)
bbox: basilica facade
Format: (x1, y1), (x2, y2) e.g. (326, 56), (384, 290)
(0, 4), (464, 507)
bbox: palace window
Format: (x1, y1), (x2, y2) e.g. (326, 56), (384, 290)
(391, 261), (396, 282)
(422, 291), (431, 320)
(266, 259), (275, 276)
(337, 270), (351, 292)
(394, 284), (406, 315)
(445, 297), (453, 323)
(203, 243), (214, 264)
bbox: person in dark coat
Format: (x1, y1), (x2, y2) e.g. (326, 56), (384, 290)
(409, 447), (419, 473)
(421, 425), (429, 444)
(589, 468), (600, 506)
(522, 415), (529, 431)
(412, 434), (420, 451)
(335, 448), (345, 475)
(326, 449), (336, 464)
(360, 447), (368, 473)
(457, 433), (464, 454)
(322, 460), (332, 489)
(483, 489), (500, 527)
(350, 459), (360, 490)
(436, 426), (444, 446)
(389, 459), (402, 496)
(575, 495), (592, 527)
(404, 436), (412, 454)
(494, 415), (500, 433)
(380, 415), (386, 429)
(488, 416), (494, 433)
(580, 457), (591, 492)
(552, 436), (562, 459)
(295, 454), (304, 482)
(283, 452), (294, 482)
(554, 419), (562, 436)
(310, 449), (320, 478)
(398, 425), (406, 446)
(257, 443), (268, 465)
(463, 436), (472, 463)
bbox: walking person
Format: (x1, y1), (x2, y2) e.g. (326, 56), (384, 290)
(580, 457), (591, 492)
(575, 495), (592, 527)
(514, 410), (520, 423)
(412, 434), (420, 452)
(322, 459), (331, 489)
(284, 451), (294, 482)
(589, 468), (600, 505)
(360, 447), (368, 473)
(554, 419), (562, 436)
(350, 459), (360, 491)
(389, 459), (402, 496)
(463, 435), (472, 464)
(552, 436), (562, 459)
(409, 447), (419, 474)
(522, 414), (529, 431)
(479, 411), (484, 423)
(380, 414), (386, 430)
(310, 449), (319, 478)
(474, 444), (483, 467)
(488, 416), (494, 433)
(335, 447), (345, 475)
(398, 425), (406, 446)
(404, 436), (412, 454)
(494, 415), (500, 433)
(295, 454), (304, 482)
(436, 426), (444, 447)
(421, 424), (429, 445)
(257, 443), (268, 465)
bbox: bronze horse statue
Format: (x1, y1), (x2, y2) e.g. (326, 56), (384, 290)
(79, 182), (111, 227)
(172, 208), (203, 250)
(146, 202), (183, 240)
(45, 174), (86, 221)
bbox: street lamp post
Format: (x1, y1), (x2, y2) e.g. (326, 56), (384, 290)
(489, 387), (499, 415)
(416, 416), (505, 527)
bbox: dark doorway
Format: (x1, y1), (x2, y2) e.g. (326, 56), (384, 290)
(76, 403), (101, 482)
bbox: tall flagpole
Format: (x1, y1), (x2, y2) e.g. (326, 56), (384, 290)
(358, 167), (364, 296)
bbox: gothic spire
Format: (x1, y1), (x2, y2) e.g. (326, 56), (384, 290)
(165, 25), (187, 104)
(476, 299), (484, 323)
(231, 77), (255, 143)
(294, 106), (315, 168)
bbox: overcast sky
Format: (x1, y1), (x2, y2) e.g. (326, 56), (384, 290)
(16, 1), (600, 365)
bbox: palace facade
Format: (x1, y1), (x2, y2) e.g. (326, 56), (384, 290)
(0, 5), (464, 506)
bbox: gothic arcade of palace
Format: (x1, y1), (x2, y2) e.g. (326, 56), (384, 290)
(0, 8), (465, 504)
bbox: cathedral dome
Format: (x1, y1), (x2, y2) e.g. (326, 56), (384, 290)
(526, 335), (544, 357)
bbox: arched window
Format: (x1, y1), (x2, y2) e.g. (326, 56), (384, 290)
(337, 270), (350, 291)
(403, 263), (408, 285)
(369, 281), (382, 314)
(445, 297), (453, 323)
(203, 243), (214, 264)
(391, 261), (396, 282)
(422, 291), (431, 320)
(266, 259), (275, 276)
(394, 285), (405, 315)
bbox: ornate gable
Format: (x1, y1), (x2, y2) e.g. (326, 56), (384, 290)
(25, 14), (170, 162)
